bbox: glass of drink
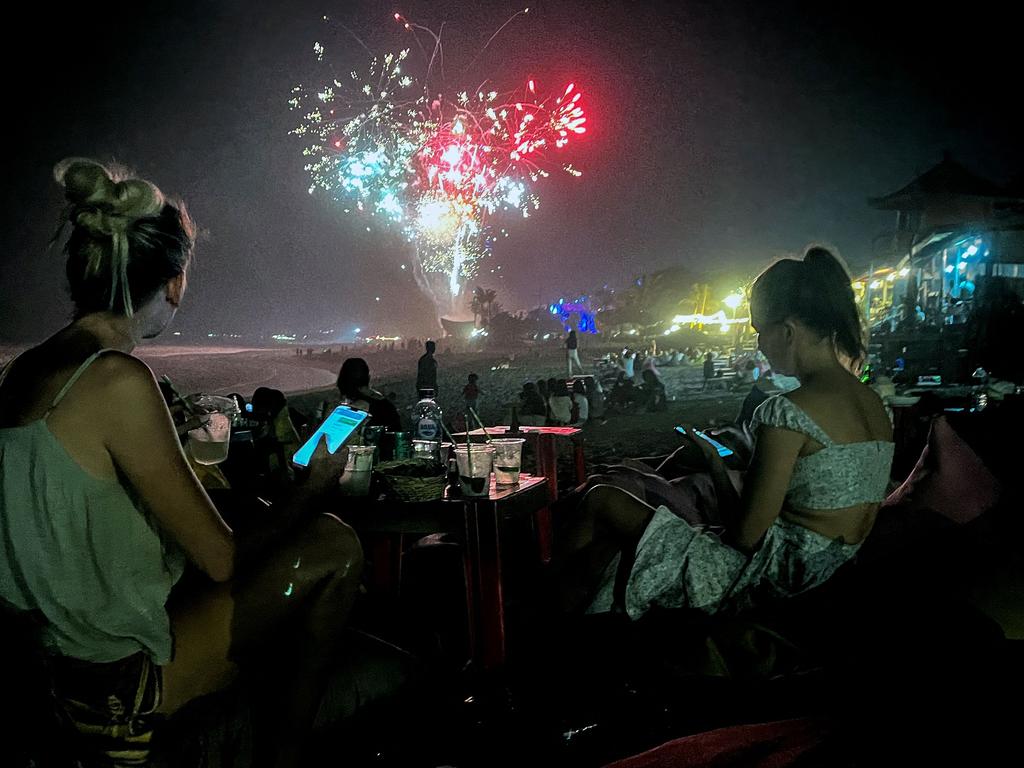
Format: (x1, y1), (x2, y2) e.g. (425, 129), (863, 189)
(491, 438), (526, 486)
(453, 444), (494, 497)
(187, 395), (238, 466)
(339, 445), (375, 496)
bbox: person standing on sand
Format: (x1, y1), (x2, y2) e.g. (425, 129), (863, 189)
(702, 351), (716, 390)
(462, 372), (481, 415)
(416, 340), (438, 397)
(566, 329), (584, 376)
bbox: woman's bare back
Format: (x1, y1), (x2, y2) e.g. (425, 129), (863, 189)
(780, 375), (893, 544)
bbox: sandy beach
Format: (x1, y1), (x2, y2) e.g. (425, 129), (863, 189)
(286, 346), (750, 463)
(1, 342), (750, 463)
(1, 344), (339, 397)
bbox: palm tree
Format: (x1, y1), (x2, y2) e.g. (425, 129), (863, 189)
(481, 288), (498, 326)
(618, 272), (665, 326)
(683, 283), (711, 316)
(469, 287), (486, 327)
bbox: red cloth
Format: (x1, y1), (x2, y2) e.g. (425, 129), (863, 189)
(602, 718), (829, 768)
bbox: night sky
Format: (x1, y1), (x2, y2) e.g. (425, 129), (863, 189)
(3, 0), (1020, 341)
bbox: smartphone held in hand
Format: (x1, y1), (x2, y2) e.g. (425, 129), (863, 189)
(293, 406), (369, 468)
(675, 426), (735, 457)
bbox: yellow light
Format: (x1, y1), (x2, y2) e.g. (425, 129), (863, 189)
(870, 280), (881, 289)
(852, 281), (864, 290)
(899, 267), (910, 277)
(723, 293), (743, 310)
(887, 273), (897, 282)
(720, 324), (730, 333)
(416, 196), (471, 241)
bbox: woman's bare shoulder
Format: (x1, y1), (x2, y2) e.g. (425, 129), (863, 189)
(786, 378), (890, 440)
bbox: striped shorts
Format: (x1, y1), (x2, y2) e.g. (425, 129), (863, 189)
(49, 652), (163, 767)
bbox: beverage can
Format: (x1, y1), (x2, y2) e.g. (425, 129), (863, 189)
(393, 431), (412, 459)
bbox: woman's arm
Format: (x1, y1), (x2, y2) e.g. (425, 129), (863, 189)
(99, 354), (235, 582)
(729, 425), (803, 552)
(677, 422), (802, 553)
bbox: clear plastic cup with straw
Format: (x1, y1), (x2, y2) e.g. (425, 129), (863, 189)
(454, 444), (494, 497)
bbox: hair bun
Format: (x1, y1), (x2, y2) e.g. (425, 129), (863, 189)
(108, 178), (165, 219)
(54, 158), (116, 207)
(54, 157), (165, 220)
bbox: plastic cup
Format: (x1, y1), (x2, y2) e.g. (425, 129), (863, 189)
(339, 445), (375, 496)
(345, 445), (375, 471)
(491, 438), (526, 486)
(454, 444), (494, 497)
(187, 395), (238, 466)
(412, 439), (441, 464)
(188, 413), (231, 465)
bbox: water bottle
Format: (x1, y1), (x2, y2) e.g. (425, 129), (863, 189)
(412, 389), (443, 443)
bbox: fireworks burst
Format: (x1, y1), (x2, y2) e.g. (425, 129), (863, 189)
(290, 10), (589, 310)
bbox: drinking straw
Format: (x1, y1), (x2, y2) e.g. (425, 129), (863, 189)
(468, 407), (493, 444)
(439, 420), (474, 479)
(440, 422), (458, 446)
(462, 413), (475, 479)
(161, 374), (214, 438)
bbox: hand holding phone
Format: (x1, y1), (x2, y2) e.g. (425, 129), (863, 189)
(292, 405), (369, 468)
(675, 425), (735, 458)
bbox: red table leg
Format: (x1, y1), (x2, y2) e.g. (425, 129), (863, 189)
(462, 497), (506, 670)
(368, 533), (403, 596)
(540, 436), (559, 500)
(461, 508), (480, 666)
(535, 435), (561, 563)
(534, 503), (554, 564)
(572, 435), (587, 486)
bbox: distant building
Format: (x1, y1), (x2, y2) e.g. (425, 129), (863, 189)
(868, 152), (1024, 327)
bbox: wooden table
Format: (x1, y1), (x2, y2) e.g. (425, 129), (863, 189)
(334, 475), (549, 671)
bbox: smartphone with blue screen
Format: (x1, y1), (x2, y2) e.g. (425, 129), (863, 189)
(292, 405), (369, 468)
(675, 426), (734, 457)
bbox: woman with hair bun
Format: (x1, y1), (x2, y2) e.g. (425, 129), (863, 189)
(0, 159), (363, 767)
(559, 246), (894, 619)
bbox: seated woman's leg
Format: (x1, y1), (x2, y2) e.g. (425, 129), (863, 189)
(556, 485), (656, 612)
(158, 513), (363, 768)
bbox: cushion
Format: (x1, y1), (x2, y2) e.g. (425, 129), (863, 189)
(602, 717), (831, 768)
(883, 416), (1000, 524)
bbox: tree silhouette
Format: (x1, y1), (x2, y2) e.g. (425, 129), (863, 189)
(469, 286), (500, 326)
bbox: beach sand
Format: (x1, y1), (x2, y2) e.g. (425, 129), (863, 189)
(2, 342), (750, 464)
(136, 345), (338, 395)
(287, 347), (749, 464)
